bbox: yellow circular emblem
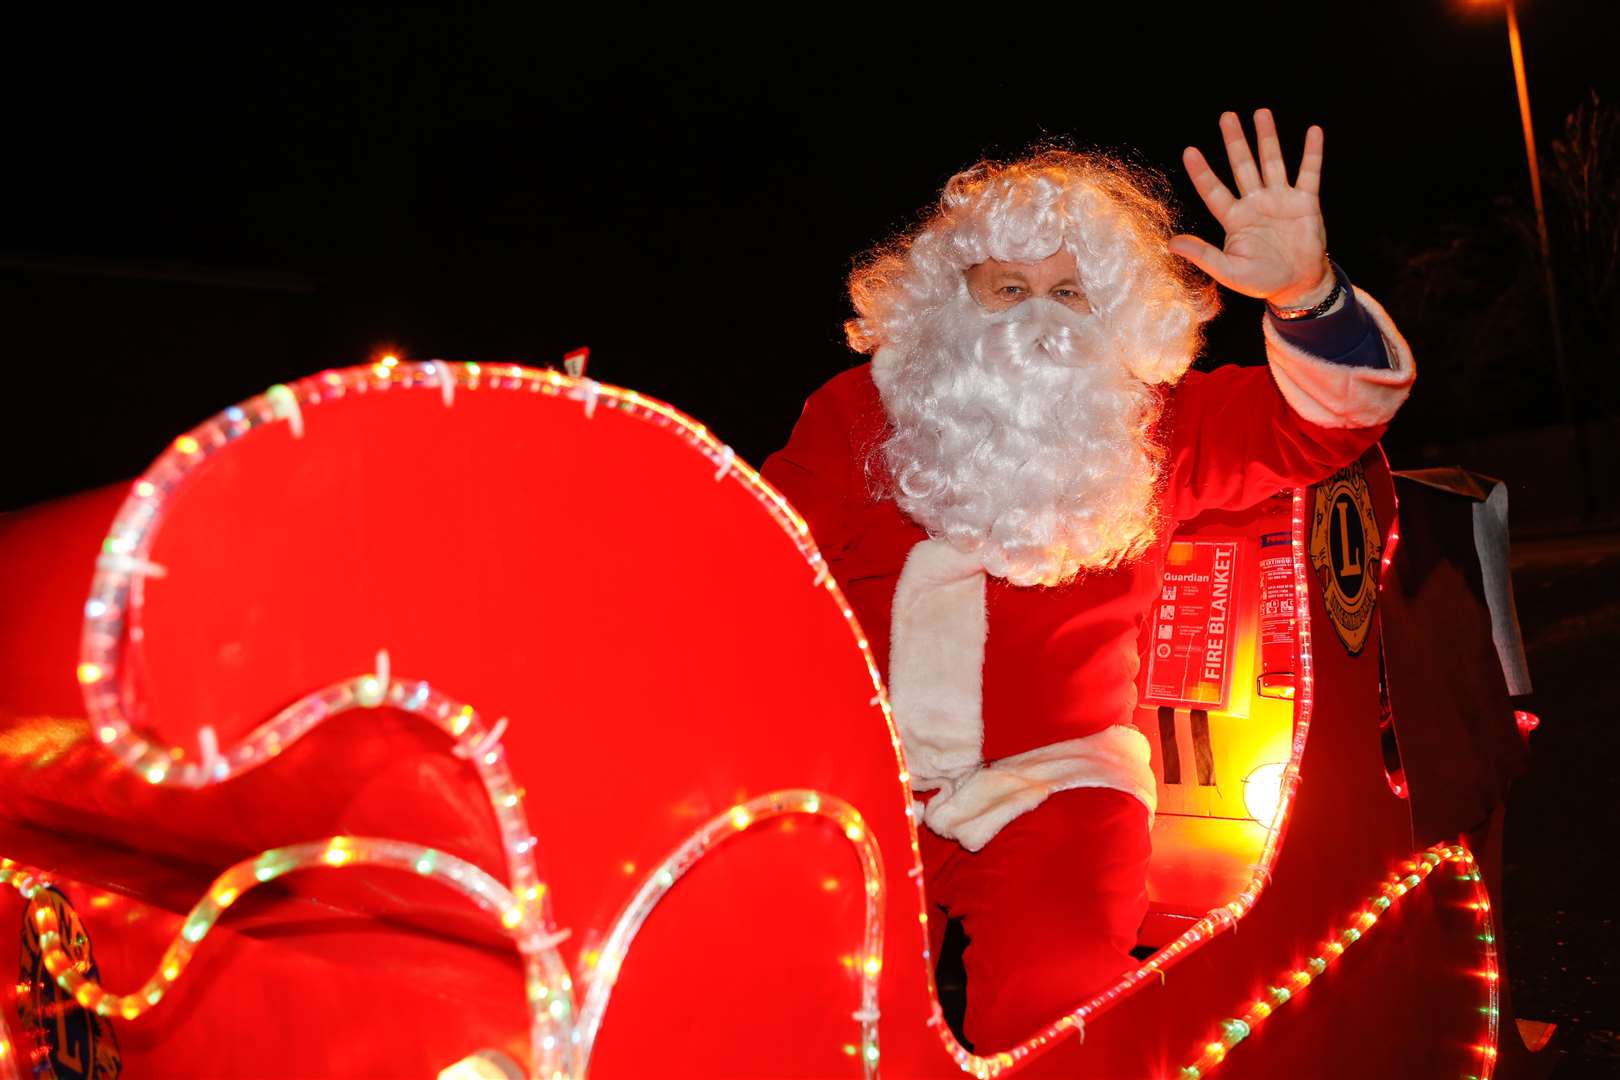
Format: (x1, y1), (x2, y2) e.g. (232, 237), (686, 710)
(1309, 461), (1381, 656)
(16, 887), (122, 1079)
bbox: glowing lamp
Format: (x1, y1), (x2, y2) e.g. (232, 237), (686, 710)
(1243, 762), (1287, 826)
(437, 1050), (524, 1080)
(1514, 709), (1540, 737)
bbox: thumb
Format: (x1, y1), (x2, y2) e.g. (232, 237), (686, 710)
(1167, 234), (1230, 283)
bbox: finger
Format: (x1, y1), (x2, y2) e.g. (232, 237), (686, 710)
(1296, 124), (1325, 195)
(1181, 145), (1237, 226)
(1253, 108), (1288, 188)
(1168, 233), (1236, 284)
(1219, 111), (1263, 197)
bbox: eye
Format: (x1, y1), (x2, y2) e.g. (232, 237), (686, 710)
(996, 285), (1026, 299)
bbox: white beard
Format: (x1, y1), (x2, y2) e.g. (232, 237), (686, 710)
(872, 294), (1163, 587)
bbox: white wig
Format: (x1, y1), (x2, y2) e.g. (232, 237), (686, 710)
(847, 151), (1219, 585)
(848, 149), (1217, 383)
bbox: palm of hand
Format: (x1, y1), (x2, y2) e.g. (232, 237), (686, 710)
(1215, 188), (1326, 299)
(1170, 109), (1331, 305)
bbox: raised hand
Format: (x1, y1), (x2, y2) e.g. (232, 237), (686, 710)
(1168, 109), (1332, 308)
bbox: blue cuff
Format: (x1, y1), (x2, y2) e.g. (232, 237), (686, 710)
(1266, 262), (1389, 369)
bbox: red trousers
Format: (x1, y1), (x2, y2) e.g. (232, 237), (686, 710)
(919, 787), (1152, 1052)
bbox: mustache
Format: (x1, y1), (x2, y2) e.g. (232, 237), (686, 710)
(923, 295), (1112, 370)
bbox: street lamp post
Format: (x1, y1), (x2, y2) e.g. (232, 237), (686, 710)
(1501, 1), (1577, 435)
(1472, 0), (1585, 517)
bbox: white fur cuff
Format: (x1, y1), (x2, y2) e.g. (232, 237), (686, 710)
(1262, 286), (1417, 429)
(921, 726), (1157, 852)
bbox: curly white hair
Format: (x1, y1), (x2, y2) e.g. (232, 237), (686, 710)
(848, 151), (1218, 585)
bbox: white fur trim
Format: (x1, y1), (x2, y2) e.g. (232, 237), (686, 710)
(1262, 286), (1416, 429)
(889, 536), (1157, 853)
(889, 538), (988, 786)
(922, 726), (1157, 852)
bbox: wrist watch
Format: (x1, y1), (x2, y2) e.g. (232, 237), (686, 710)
(1267, 259), (1346, 321)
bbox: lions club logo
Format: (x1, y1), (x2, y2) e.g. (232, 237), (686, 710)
(1310, 461), (1380, 656)
(16, 887), (122, 1079)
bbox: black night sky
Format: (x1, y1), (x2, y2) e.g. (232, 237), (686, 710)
(4, 2), (1617, 511)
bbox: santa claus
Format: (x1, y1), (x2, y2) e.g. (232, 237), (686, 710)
(762, 109), (1414, 1051)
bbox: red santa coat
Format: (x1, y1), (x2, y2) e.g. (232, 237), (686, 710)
(763, 288), (1416, 852)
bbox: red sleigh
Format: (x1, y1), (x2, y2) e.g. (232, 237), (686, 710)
(0, 361), (1556, 1078)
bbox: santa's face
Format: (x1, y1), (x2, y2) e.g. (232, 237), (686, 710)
(963, 249), (1092, 315)
(874, 249), (1162, 587)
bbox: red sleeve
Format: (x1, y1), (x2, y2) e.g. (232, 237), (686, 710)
(761, 374), (868, 565)
(1166, 363), (1387, 523)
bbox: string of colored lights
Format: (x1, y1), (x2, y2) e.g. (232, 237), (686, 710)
(77, 661), (577, 1077)
(2, 787), (888, 1080)
(1, 841), (517, 1023)
(574, 789), (886, 1078)
(1174, 842), (1501, 1079)
(68, 359), (921, 1078)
